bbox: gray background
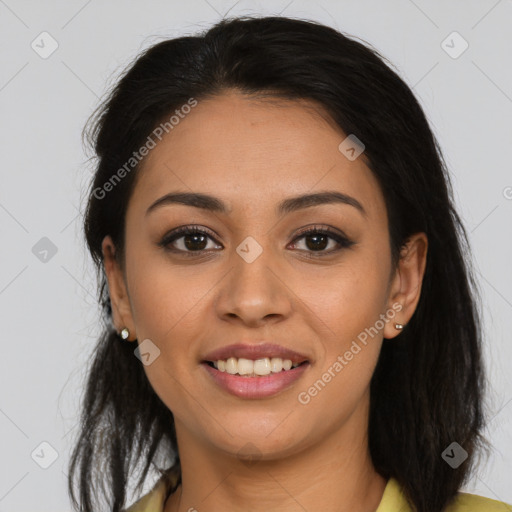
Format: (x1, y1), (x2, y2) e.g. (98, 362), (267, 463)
(1, 0), (511, 510)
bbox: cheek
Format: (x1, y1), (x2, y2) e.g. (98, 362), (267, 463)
(124, 248), (210, 414)
(298, 248), (390, 394)
(125, 245), (215, 343)
(303, 252), (390, 340)
(296, 279), (386, 427)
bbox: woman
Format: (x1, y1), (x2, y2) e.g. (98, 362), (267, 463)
(67, 15), (511, 512)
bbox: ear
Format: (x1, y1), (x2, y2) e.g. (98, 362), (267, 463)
(101, 235), (137, 341)
(383, 232), (428, 340)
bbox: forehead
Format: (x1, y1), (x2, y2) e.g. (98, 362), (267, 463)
(130, 90), (385, 220)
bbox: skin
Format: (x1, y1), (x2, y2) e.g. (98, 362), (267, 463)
(102, 90), (428, 512)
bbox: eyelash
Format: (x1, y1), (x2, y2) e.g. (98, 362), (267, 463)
(158, 224), (355, 258)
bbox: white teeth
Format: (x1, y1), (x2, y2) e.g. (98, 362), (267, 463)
(237, 358), (254, 375)
(282, 359), (292, 371)
(225, 357), (237, 374)
(253, 358), (271, 376)
(212, 357), (302, 376)
(270, 357), (282, 373)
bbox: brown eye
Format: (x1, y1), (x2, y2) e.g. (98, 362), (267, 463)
(159, 226), (221, 254)
(289, 226), (355, 255)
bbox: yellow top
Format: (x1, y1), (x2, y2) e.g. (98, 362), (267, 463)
(124, 469), (511, 512)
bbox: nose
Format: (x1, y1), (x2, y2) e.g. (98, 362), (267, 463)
(214, 244), (293, 328)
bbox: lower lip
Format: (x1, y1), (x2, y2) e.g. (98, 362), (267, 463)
(201, 362), (310, 399)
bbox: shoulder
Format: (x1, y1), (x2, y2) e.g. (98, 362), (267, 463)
(123, 480), (167, 512)
(377, 477), (511, 512)
(445, 491), (512, 511)
(123, 468), (180, 512)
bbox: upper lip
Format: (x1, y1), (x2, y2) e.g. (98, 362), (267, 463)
(202, 343), (310, 364)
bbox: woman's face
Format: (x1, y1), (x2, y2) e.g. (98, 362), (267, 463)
(103, 90), (426, 461)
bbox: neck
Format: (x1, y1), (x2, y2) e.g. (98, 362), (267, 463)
(165, 397), (387, 512)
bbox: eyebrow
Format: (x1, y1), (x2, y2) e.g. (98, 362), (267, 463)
(145, 190), (367, 218)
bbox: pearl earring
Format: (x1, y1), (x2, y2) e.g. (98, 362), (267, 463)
(120, 327), (130, 340)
